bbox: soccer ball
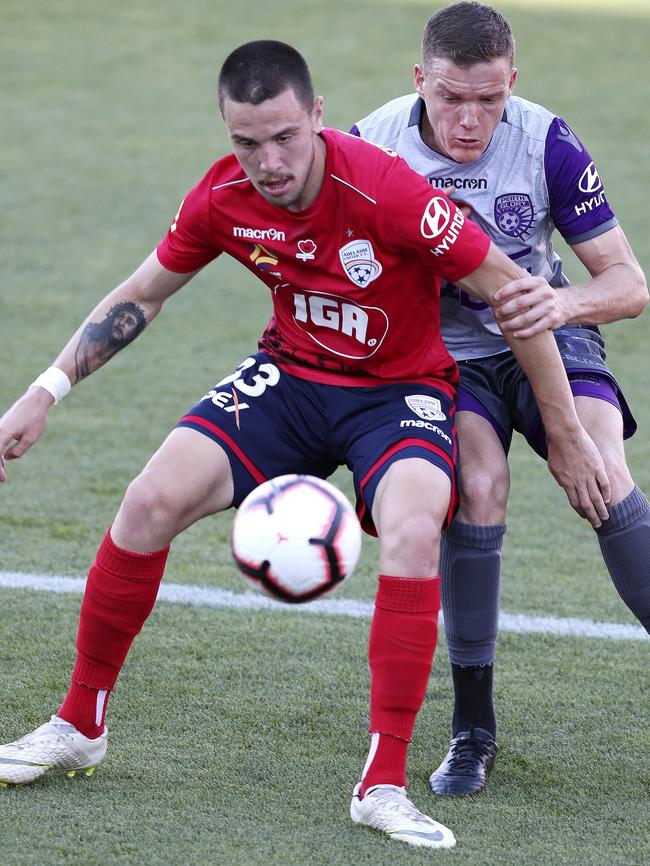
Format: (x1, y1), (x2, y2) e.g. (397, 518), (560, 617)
(231, 474), (362, 603)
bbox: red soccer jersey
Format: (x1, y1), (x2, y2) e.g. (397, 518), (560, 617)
(157, 128), (490, 397)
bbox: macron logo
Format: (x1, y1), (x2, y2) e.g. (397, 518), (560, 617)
(233, 227), (286, 242)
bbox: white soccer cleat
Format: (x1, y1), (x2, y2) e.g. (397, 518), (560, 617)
(0, 716), (107, 786)
(350, 782), (457, 848)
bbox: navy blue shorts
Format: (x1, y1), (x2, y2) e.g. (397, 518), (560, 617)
(177, 353), (459, 535)
(456, 326), (637, 459)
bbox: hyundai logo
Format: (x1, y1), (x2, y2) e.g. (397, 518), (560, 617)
(578, 162), (602, 194)
(421, 195), (452, 239)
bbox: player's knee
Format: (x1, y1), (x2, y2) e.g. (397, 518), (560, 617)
(380, 512), (442, 575)
(600, 450), (634, 505)
(121, 472), (181, 534)
(458, 466), (509, 524)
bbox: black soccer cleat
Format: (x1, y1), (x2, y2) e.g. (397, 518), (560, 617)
(429, 726), (497, 796)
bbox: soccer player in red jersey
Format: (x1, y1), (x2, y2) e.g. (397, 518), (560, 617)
(0, 41), (609, 849)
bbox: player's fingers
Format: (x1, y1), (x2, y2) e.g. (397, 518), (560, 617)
(496, 306), (541, 326)
(597, 468), (612, 506)
(588, 475), (609, 523)
(495, 295), (535, 319)
(0, 454), (6, 483)
(577, 481), (603, 528)
(493, 277), (536, 302)
(5, 437), (34, 460)
(557, 476), (581, 513)
(0, 430), (15, 454)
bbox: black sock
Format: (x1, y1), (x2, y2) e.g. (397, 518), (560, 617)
(451, 662), (496, 738)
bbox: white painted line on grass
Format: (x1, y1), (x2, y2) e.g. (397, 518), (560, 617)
(0, 570), (647, 641)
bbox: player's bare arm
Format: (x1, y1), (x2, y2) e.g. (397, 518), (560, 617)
(491, 226), (648, 338)
(0, 253), (199, 480)
(459, 241), (611, 527)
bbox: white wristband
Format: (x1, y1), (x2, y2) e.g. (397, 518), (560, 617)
(31, 367), (72, 404)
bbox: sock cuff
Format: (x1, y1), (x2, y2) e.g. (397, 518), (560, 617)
(595, 485), (650, 536)
(445, 520), (506, 550)
(376, 574), (440, 613)
(72, 653), (119, 691)
(96, 528), (170, 580)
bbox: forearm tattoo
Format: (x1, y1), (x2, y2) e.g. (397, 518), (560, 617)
(74, 301), (146, 381)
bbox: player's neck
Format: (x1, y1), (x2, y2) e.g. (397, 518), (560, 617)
(287, 133), (327, 212)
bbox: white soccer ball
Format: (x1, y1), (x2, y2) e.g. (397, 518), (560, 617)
(231, 474), (362, 603)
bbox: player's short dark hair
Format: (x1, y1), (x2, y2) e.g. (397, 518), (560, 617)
(422, 2), (515, 68)
(218, 40), (315, 113)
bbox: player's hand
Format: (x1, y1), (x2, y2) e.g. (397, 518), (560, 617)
(493, 276), (569, 337)
(546, 426), (611, 527)
(0, 387), (55, 482)
(448, 195), (473, 220)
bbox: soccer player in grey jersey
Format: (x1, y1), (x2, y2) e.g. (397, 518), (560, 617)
(352, 1), (649, 795)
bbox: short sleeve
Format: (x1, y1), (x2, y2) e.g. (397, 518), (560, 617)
(157, 169), (222, 273)
(544, 117), (618, 245)
(376, 156), (490, 281)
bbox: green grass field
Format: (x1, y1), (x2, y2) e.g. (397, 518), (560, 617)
(1, 1), (649, 863)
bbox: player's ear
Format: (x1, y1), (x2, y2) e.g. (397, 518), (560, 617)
(508, 66), (518, 96)
(414, 64), (425, 96)
(311, 96), (324, 132)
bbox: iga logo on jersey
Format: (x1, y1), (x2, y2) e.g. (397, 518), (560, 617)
(292, 291), (389, 358)
(405, 394), (446, 421)
(494, 193), (534, 239)
(339, 239), (383, 288)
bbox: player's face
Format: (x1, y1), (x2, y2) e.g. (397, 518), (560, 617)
(415, 56), (517, 163)
(223, 89), (325, 211)
(108, 308), (139, 345)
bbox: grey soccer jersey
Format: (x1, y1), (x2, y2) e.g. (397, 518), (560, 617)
(352, 95), (618, 359)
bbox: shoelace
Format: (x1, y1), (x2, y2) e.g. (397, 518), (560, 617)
(445, 736), (492, 773)
(17, 720), (74, 747)
(369, 789), (429, 823)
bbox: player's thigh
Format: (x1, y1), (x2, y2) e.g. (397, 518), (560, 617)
(112, 426), (234, 551)
(344, 384), (458, 534)
(373, 457), (452, 577)
(455, 410), (510, 524)
(574, 396), (634, 503)
(178, 353), (334, 507)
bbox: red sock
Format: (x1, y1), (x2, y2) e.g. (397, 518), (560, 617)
(360, 573), (440, 796)
(59, 529), (169, 738)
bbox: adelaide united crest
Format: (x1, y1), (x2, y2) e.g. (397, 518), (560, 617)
(339, 239), (382, 288)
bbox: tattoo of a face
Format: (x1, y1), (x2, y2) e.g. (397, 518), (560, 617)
(74, 301), (146, 380)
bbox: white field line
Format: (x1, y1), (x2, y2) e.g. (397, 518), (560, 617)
(0, 570), (647, 642)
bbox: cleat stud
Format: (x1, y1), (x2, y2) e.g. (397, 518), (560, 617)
(85, 767), (96, 777)
(66, 770), (77, 779)
(0, 782), (7, 788)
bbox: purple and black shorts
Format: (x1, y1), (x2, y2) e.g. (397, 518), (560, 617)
(456, 325), (636, 458)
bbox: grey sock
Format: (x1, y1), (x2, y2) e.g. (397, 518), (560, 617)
(440, 521), (506, 666)
(595, 485), (650, 633)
